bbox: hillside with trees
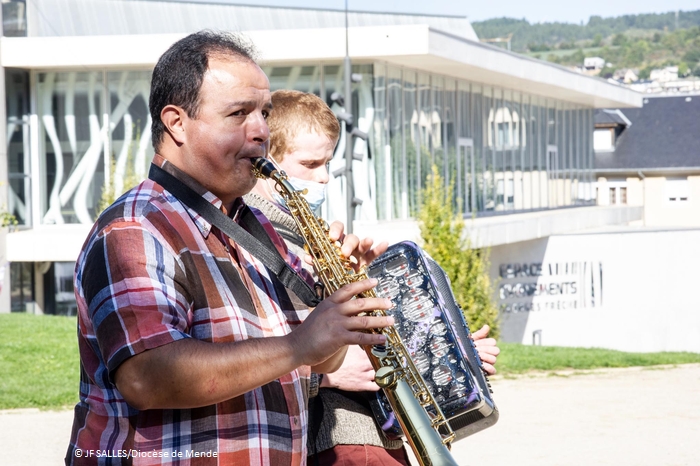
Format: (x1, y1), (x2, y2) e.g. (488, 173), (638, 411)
(472, 10), (700, 78)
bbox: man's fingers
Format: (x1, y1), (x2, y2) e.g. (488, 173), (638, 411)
(340, 233), (360, 258)
(357, 240), (388, 267)
(474, 338), (499, 352)
(478, 350), (498, 365)
(351, 330), (389, 347)
(471, 324), (490, 340)
(481, 361), (497, 376)
(324, 278), (381, 304)
(328, 220), (345, 242)
(359, 381), (381, 392)
(344, 314), (394, 331)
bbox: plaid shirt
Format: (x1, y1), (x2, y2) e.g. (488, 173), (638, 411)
(66, 154), (312, 466)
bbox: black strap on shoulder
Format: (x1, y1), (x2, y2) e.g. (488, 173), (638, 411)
(148, 164), (321, 307)
(268, 220), (306, 249)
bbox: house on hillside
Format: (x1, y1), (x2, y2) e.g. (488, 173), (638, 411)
(584, 57), (605, 71)
(595, 94), (700, 226)
(612, 68), (639, 84)
(650, 66), (679, 83)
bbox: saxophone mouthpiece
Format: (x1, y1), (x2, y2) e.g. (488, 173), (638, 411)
(252, 157), (276, 178)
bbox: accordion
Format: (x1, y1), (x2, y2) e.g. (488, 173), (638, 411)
(366, 241), (499, 440)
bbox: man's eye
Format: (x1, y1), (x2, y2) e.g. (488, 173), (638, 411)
(262, 111), (270, 120)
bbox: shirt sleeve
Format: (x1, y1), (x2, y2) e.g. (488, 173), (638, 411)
(79, 220), (192, 380)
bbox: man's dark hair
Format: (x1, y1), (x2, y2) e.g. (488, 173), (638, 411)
(149, 30), (258, 151)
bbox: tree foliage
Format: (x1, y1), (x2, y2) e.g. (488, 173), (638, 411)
(418, 166), (500, 338)
(97, 125), (144, 215)
(472, 10), (700, 52)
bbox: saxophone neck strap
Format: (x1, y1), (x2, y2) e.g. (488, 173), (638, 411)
(148, 164), (321, 307)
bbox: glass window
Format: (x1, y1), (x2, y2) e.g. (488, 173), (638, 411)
(371, 62), (388, 221)
(2, 0), (27, 37)
(106, 71), (153, 205)
(38, 71), (106, 225)
(471, 85), (485, 212)
(594, 129), (614, 151)
(403, 70), (420, 217)
(666, 178), (689, 202)
(387, 67), (404, 220)
(6, 69), (31, 226)
(443, 79), (458, 212)
(10, 262), (33, 312)
(263, 65), (322, 94)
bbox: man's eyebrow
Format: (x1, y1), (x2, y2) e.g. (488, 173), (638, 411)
(222, 100), (273, 111)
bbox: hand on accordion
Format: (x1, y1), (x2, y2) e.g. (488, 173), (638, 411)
(472, 325), (500, 375)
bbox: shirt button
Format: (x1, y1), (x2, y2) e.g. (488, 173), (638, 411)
(293, 416), (299, 426)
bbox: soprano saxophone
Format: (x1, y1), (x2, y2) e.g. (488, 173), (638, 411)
(252, 157), (459, 466)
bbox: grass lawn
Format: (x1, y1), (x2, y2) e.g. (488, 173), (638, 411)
(0, 313), (79, 410)
(497, 342), (700, 374)
(1, 313), (700, 410)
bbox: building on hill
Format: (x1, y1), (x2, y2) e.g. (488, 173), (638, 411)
(594, 94), (700, 227)
(612, 68), (639, 84)
(584, 57), (605, 71)
(650, 66), (679, 83)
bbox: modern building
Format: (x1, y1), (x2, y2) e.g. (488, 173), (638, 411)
(594, 94), (700, 227)
(0, 0), (644, 347)
(490, 93), (700, 354)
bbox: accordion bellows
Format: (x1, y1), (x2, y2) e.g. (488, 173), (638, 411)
(367, 241), (499, 440)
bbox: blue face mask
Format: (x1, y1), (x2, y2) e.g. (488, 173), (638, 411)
(270, 176), (327, 212)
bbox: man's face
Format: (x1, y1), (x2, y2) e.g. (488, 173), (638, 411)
(277, 131), (335, 184)
(180, 57), (272, 207)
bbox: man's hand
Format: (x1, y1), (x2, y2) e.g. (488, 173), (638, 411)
(321, 344), (379, 392)
(472, 325), (500, 375)
(291, 278), (394, 372)
(327, 221), (388, 271)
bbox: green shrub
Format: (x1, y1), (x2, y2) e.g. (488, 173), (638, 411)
(418, 166), (500, 338)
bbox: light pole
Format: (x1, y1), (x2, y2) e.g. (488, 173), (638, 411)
(343, 0), (354, 233)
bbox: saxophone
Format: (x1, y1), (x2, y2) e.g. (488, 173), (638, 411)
(252, 157), (459, 466)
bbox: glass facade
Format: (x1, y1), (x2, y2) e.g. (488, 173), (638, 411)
(371, 65), (595, 220)
(4, 60), (599, 314)
(7, 62), (595, 229)
(30, 70), (153, 226)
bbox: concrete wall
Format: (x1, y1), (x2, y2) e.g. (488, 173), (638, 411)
(489, 228), (700, 353)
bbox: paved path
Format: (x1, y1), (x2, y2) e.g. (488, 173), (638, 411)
(1, 364), (698, 465)
(451, 364), (700, 466)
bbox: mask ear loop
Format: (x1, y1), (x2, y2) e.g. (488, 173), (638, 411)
(261, 153), (289, 207)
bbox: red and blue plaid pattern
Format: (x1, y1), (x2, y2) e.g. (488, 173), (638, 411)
(66, 155), (312, 465)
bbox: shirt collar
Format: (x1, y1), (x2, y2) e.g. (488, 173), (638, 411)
(151, 154), (246, 239)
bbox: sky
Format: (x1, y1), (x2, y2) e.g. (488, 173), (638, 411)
(223, 0), (700, 24)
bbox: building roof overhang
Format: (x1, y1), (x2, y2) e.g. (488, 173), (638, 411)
(1, 24), (642, 108)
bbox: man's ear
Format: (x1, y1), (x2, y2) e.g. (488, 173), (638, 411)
(160, 104), (187, 145)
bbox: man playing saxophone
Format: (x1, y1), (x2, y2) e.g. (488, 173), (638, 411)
(66, 31), (394, 466)
(245, 89), (501, 466)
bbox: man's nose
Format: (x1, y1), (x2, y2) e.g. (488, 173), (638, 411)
(315, 166), (330, 184)
(248, 112), (269, 144)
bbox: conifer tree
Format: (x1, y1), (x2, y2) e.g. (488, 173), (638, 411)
(418, 166), (500, 338)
